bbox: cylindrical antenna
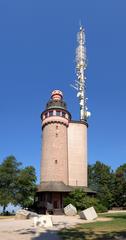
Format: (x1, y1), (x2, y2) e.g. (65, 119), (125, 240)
(71, 26), (91, 121)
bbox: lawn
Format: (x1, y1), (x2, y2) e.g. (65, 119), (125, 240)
(59, 212), (126, 240)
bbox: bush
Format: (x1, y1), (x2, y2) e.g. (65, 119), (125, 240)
(94, 203), (108, 213)
(64, 188), (108, 213)
(0, 211), (11, 216)
(82, 196), (108, 213)
(64, 188), (86, 210)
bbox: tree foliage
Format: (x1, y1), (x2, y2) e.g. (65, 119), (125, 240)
(0, 156), (36, 211)
(15, 166), (36, 207)
(113, 164), (126, 207)
(64, 188), (107, 213)
(88, 161), (114, 208)
(88, 161), (126, 209)
(64, 161), (126, 212)
(0, 156), (21, 211)
(64, 188), (86, 210)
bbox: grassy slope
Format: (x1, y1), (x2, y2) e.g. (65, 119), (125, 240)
(59, 213), (126, 240)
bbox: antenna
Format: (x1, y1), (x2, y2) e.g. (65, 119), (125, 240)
(71, 25), (91, 121)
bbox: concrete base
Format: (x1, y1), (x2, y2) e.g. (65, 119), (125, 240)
(79, 207), (97, 220)
(33, 215), (53, 228)
(64, 204), (77, 216)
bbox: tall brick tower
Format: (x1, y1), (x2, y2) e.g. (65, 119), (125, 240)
(40, 90), (71, 185)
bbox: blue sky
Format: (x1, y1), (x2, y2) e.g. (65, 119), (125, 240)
(0, 0), (126, 182)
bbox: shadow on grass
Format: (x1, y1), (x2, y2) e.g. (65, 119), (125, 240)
(31, 229), (61, 240)
(59, 228), (126, 240)
(104, 213), (126, 220)
(59, 213), (126, 240)
(13, 227), (61, 239)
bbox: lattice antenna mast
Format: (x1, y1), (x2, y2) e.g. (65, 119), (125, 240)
(72, 26), (91, 121)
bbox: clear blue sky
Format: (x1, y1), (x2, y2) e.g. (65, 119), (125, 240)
(0, 0), (126, 182)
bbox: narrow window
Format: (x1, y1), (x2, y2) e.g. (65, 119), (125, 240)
(45, 112), (48, 118)
(49, 111), (53, 117)
(56, 111), (60, 116)
(62, 112), (66, 118)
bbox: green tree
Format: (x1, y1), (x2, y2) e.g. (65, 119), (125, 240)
(64, 188), (86, 210)
(15, 166), (36, 208)
(64, 188), (107, 213)
(113, 164), (126, 207)
(88, 161), (114, 208)
(0, 156), (36, 212)
(0, 156), (21, 212)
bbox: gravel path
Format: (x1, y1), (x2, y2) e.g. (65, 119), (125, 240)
(0, 215), (89, 240)
(0, 214), (114, 240)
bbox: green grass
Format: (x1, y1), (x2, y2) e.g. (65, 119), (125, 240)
(59, 213), (126, 240)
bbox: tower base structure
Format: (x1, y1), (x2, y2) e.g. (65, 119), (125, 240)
(36, 181), (95, 214)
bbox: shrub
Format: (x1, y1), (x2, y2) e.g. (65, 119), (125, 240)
(64, 188), (86, 210)
(64, 188), (108, 213)
(82, 196), (108, 213)
(94, 203), (108, 213)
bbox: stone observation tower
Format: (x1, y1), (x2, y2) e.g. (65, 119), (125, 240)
(37, 26), (92, 213)
(40, 90), (71, 185)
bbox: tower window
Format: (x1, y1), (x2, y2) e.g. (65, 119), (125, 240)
(45, 112), (48, 118)
(56, 111), (60, 116)
(55, 160), (58, 164)
(62, 112), (66, 118)
(56, 125), (58, 129)
(49, 111), (53, 117)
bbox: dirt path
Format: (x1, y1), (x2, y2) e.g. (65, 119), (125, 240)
(0, 217), (62, 240)
(0, 214), (114, 240)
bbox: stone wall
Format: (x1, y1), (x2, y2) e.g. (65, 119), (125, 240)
(40, 120), (68, 184)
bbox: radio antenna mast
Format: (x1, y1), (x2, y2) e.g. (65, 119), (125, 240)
(71, 26), (91, 121)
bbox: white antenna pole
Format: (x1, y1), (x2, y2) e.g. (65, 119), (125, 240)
(72, 26), (91, 121)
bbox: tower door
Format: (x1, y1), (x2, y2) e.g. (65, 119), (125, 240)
(52, 193), (61, 209)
